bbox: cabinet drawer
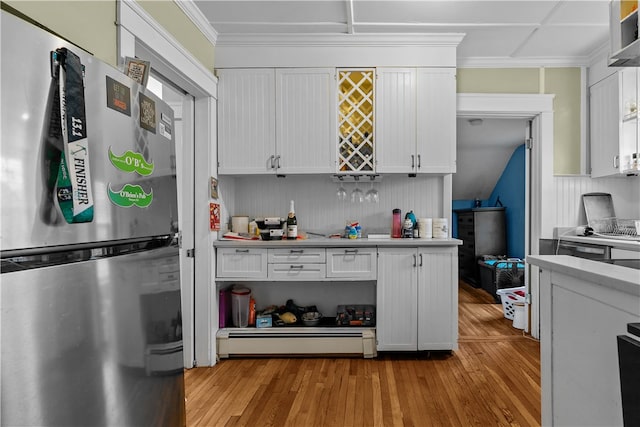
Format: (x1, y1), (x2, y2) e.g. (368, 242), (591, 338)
(326, 248), (377, 280)
(268, 263), (326, 281)
(457, 214), (473, 226)
(217, 248), (268, 278)
(268, 248), (325, 263)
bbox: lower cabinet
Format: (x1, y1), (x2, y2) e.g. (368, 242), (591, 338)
(376, 247), (458, 351)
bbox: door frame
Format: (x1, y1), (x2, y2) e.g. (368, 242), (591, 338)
(457, 93), (554, 338)
(117, 1), (218, 367)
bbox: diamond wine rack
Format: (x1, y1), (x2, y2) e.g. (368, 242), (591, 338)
(337, 69), (374, 173)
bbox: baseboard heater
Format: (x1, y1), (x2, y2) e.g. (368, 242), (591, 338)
(217, 327), (377, 359)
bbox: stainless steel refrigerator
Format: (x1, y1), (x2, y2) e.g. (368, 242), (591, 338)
(1, 11), (185, 426)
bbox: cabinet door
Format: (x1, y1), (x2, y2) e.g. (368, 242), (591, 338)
(276, 69), (336, 174)
(216, 248), (268, 278)
(416, 68), (456, 173)
(417, 247), (458, 351)
(619, 68), (640, 173)
(326, 248), (377, 280)
(590, 72), (621, 177)
(376, 248), (418, 351)
(375, 68), (417, 173)
(217, 69), (276, 174)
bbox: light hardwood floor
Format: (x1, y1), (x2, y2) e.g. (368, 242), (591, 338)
(185, 281), (540, 426)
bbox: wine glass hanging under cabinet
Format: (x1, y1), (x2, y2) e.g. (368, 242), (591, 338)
(337, 69), (375, 173)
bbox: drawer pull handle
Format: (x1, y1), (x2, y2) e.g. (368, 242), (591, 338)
(419, 254), (423, 267)
(413, 254), (417, 267)
(290, 265), (304, 269)
(289, 249), (304, 254)
(235, 249), (249, 253)
(344, 249), (358, 254)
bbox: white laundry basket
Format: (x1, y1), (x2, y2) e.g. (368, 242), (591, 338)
(496, 286), (526, 320)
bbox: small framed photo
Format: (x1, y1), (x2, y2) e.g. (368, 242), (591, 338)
(124, 57), (150, 87)
(210, 177), (219, 199)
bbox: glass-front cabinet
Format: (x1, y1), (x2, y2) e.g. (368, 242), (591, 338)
(337, 69), (375, 173)
(590, 67), (640, 177)
(620, 68), (640, 173)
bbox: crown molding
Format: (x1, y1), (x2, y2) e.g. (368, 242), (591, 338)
(174, 0), (218, 46)
(458, 56), (592, 68)
(216, 33), (465, 47)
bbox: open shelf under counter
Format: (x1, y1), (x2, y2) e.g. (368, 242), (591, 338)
(216, 326), (377, 359)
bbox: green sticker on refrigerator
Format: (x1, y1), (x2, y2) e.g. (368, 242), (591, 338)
(108, 147), (154, 176)
(108, 183), (153, 208)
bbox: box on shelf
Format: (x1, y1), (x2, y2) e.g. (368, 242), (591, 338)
(478, 258), (524, 303)
(256, 313), (272, 328)
(336, 304), (376, 326)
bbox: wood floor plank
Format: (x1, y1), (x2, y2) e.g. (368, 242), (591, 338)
(185, 281), (541, 426)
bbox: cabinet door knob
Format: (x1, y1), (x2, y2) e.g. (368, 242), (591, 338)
(275, 155), (281, 169)
(417, 154), (421, 169)
(419, 253), (423, 267)
(614, 155), (620, 169)
(411, 154), (415, 169)
(413, 254), (417, 267)
(269, 155), (275, 169)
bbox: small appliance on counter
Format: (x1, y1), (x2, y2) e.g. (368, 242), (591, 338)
(255, 217), (286, 240)
(582, 193), (640, 241)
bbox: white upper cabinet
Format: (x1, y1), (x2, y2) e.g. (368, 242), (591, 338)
(590, 68), (640, 178)
(217, 69), (276, 174)
(416, 68), (457, 174)
(376, 68), (456, 174)
(375, 68), (417, 173)
(276, 68), (336, 174)
(217, 68), (336, 175)
(218, 67), (457, 175)
(590, 72), (621, 178)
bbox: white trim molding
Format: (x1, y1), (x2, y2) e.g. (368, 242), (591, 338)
(174, 0), (218, 46)
(457, 93), (555, 119)
(118, 0), (217, 96)
(215, 33), (464, 68)
(216, 33), (465, 47)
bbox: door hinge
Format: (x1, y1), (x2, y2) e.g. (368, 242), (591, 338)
(525, 138), (533, 150)
(187, 249), (195, 258)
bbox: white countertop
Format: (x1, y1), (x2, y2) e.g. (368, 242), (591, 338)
(527, 255), (640, 296)
(213, 236), (462, 248)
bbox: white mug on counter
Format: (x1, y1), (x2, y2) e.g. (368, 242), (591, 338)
(417, 218), (432, 238)
(433, 218), (448, 239)
(231, 216), (249, 234)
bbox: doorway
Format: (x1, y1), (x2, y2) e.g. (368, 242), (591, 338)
(147, 74), (197, 368)
(118, 0), (219, 367)
(456, 93), (555, 339)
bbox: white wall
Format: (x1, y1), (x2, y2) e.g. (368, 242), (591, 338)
(217, 175), (444, 235)
(553, 175), (640, 227)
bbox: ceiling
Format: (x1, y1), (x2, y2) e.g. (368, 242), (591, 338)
(194, 0), (611, 66)
(453, 118), (526, 200)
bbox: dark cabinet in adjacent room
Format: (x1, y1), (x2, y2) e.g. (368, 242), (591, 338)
(455, 207), (507, 286)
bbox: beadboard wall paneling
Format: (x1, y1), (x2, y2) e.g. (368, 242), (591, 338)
(219, 175), (444, 235)
(553, 176), (640, 227)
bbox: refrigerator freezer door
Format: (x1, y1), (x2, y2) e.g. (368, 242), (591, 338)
(1, 245), (184, 426)
(1, 12), (177, 252)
